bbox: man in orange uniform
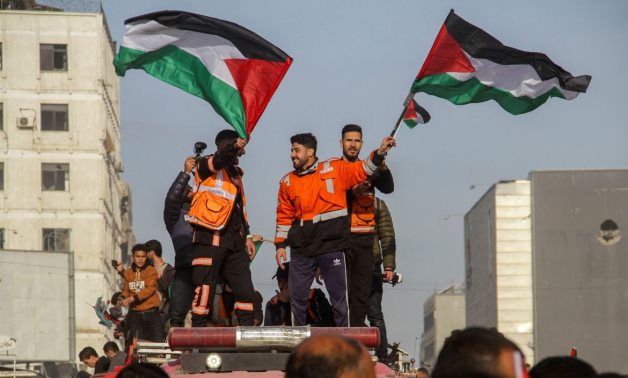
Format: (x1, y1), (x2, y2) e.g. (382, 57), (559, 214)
(274, 132), (395, 326)
(340, 124), (394, 327)
(187, 129), (258, 327)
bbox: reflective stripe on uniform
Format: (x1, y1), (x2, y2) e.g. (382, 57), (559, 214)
(197, 185), (236, 201)
(363, 157), (378, 176)
(312, 209), (348, 223)
(234, 301), (254, 311)
(322, 161), (334, 194)
(192, 258), (213, 266)
(212, 231), (221, 247)
(351, 226), (375, 232)
(275, 230), (288, 239)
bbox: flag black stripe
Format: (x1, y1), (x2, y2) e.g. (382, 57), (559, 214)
(445, 10), (590, 93)
(125, 11), (290, 62)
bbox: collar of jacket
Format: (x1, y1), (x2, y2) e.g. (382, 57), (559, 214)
(296, 159), (319, 176)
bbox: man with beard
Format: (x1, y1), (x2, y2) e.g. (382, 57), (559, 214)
(187, 129), (258, 327)
(339, 124), (394, 327)
(274, 132), (395, 326)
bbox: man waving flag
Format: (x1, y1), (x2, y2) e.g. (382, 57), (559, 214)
(411, 10), (591, 115)
(113, 11), (293, 138)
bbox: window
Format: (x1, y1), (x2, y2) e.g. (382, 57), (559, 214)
(40, 44), (67, 71)
(0, 43), (3, 70)
(41, 104), (68, 131)
(43, 228), (71, 252)
(0, 103), (3, 130)
(0, 229), (4, 250)
(0, 162), (3, 191)
(42, 163), (69, 191)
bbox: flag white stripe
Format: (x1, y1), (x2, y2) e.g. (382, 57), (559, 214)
(448, 53), (579, 100)
(122, 20), (244, 89)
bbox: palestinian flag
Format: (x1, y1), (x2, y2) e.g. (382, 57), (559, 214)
(402, 99), (431, 127)
(411, 10), (591, 115)
(113, 11), (293, 138)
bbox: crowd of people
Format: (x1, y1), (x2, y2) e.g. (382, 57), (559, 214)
(79, 125), (401, 376)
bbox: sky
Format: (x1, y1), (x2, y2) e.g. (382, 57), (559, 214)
(102, 0), (628, 361)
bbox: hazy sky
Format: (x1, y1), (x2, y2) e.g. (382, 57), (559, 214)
(103, 0), (628, 360)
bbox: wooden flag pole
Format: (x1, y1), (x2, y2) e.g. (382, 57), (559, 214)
(390, 92), (415, 138)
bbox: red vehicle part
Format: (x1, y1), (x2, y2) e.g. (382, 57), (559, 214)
(168, 326), (380, 350)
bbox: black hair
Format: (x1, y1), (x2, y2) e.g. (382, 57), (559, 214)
(78, 346), (98, 361)
(110, 291), (123, 304)
(131, 243), (147, 255)
(144, 239), (162, 257)
(285, 336), (367, 378)
(215, 129), (239, 147)
(529, 356), (597, 378)
(116, 363), (170, 378)
(290, 133), (317, 152)
(103, 341), (120, 354)
(432, 327), (522, 378)
(341, 124), (362, 138)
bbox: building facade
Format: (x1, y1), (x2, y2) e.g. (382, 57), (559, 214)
(420, 284), (465, 369)
(464, 170), (628, 373)
(0, 3), (134, 361)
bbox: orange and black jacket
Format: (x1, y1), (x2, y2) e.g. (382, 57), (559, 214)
(274, 150), (384, 256)
(121, 264), (160, 312)
(348, 167), (394, 234)
(189, 143), (250, 249)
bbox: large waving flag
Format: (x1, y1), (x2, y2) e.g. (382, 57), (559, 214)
(411, 10), (591, 115)
(113, 11), (293, 138)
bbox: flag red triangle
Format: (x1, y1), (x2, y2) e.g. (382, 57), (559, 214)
(225, 58), (292, 137)
(416, 23), (475, 80)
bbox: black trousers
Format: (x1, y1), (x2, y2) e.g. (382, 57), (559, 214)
(367, 265), (389, 359)
(345, 233), (374, 327)
(124, 308), (164, 344)
(169, 267), (195, 327)
(191, 244), (257, 327)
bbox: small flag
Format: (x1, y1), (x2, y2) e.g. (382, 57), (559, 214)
(411, 10), (591, 115)
(113, 11), (293, 138)
(402, 100), (431, 128)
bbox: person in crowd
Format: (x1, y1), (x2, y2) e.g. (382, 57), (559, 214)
(163, 156), (197, 327)
(121, 244), (163, 343)
(78, 346), (109, 375)
(529, 356), (597, 378)
(274, 133), (395, 327)
(187, 130), (258, 327)
(116, 363), (169, 378)
(264, 262), (334, 326)
(285, 335), (375, 378)
(431, 327), (528, 378)
(145, 239), (174, 332)
(416, 367), (431, 378)
(367, 196), (396, 361)
(103, 341), (127, 372)
(339, 124), (394, 327)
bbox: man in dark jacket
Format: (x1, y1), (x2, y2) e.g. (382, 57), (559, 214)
(79, 346), (109, 375)
(163, 156), (196, 327)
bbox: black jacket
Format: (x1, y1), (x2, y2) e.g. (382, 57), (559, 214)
(163, 171), (194, 269)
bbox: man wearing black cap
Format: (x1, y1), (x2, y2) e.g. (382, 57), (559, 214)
(264, 262), (334, 326)
(187, 129), (258, 327)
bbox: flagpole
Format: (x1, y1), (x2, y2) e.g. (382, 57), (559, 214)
(390, 92), (414, 138)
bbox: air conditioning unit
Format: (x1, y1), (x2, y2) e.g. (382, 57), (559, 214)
(16, 116), (36, 129)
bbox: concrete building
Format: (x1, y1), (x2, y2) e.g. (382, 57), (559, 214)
(0, 0), (134, 361)
(420, 284), (465, 369)
(464, 170), (628, 373)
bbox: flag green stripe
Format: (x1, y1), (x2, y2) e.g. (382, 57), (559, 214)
(114, 45), (247, 137)
(412, 73), (567, 115)
(403, 119), (418, 128)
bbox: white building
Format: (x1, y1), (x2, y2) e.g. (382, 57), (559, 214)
(0, 0), (134, 361)
(464, 180), (534, 364)
(420, 284), (465, 368)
